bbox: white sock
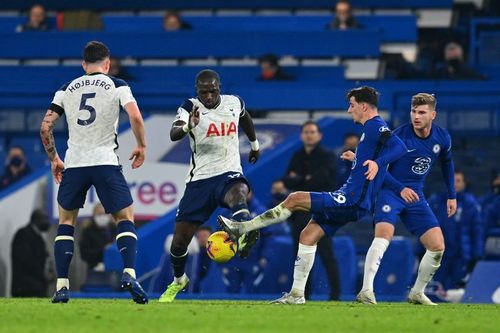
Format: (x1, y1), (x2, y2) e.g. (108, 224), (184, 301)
(412, 249), (444, 293)
(361, 237), (390, 291)
(174, 273), (187, 284)
(123, 268), (136, 279)
(241, 204), (292, 233)
(56, 278), (69, 290)
(290, 243), (317, 297)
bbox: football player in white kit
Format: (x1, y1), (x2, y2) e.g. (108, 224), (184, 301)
(159, 69), (260, 302)
(40, 41), (148, 304)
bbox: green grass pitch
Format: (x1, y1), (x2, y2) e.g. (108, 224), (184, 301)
(0, 299), (498, 333)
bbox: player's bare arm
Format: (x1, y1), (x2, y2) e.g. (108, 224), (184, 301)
(40, 109), (65, 184)
(239, 111), (260, 164)
(170, 106), (199, 141)
(123, 101), (147, 169)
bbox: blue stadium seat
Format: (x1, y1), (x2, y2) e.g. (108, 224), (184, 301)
(0, 31), (381, 59)
(312, 236), (357, 297)
(101, 15), (416, 43)
(0, 0), (453, 11)
(373, 237), (415, 298)
(255, 236), (294, 293)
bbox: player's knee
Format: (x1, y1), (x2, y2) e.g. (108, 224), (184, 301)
(284, 191), (306, 210)
(428, 243), (445, 252)
(374, 223), (394, 241)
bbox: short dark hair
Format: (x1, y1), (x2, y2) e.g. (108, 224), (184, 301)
(346, 86), (379, 108)
(83, 41), (110, 63)
(454, 169), (466, 180)
(259, 54), (279, 67)
(195, 69), (220, 85)
(301, 120), (321, 133)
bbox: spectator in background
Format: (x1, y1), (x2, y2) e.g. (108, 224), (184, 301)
(58, 10), (103, 31)
(257, 54), (294, 81)
(79, 203), (116, 271)
(269, 179), (289, 208)
(326, 0), (360, 30)
(335, 133), (359, 188)
(281, 120), (340, 300)
(163, 11), (191, 31)
(11, 209), (52, 297)
(429, 171), (484, 291)
(483, 173), (500, 238)
(16, 4), (52, 32)
(0, 147), (32, 190)
(109, 58), (133, 81)
(433, 42), (484, 80)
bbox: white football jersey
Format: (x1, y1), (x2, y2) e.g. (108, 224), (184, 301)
(50, 73), (136, 168)
(174, 95), (246, 182)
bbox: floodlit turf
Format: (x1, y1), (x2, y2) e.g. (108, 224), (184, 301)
(0, 298), (498, 333)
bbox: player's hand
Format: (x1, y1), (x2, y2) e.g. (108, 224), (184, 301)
(447, 198), (457, 217)
(189, 106), (200, 129)
(363, 160), (379, 180)
(51, 156), (65, 184)
(129, 146), (146, 169)
(400, 187), (419, 204)
(248, 149), (260, 164)
(341, 150), (356, 162)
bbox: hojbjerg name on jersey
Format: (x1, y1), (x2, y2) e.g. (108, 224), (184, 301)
(67, 78), (112, 93)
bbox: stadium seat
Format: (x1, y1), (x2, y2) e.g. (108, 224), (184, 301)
(0, 31), (381, 59)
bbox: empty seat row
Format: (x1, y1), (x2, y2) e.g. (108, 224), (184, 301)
(0, 15), (417, 43)
(0, 0), (453, 11)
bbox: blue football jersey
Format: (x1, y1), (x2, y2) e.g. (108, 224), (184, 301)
(340, 116), (406, 211)
(386, 123), (455, 197)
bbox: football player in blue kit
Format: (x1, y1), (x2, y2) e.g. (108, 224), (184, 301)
(159, 69), (260, 302)
(356, 93), (457, 305)
(219, 86), (408, 304)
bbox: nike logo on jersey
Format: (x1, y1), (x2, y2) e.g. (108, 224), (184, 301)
(407, 149), (417, 152)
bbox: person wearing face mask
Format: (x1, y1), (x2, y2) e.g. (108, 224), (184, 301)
(79, 203), (116, 271)
(433, 42), (484, 80)
(11, 209), (51, 297)
(0, 147), (32, 191)
(257, 54), (294, 81)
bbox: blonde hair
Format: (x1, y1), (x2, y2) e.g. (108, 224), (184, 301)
(411, 93), (436, 111)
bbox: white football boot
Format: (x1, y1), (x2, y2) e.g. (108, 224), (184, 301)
(408, 290), (437, 305)
(270, 292), (306, 305)
(356, 289), (377, 305)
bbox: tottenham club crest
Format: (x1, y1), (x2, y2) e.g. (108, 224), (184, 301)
(433, 144), (441, 154)
(411, 157), (432, 175)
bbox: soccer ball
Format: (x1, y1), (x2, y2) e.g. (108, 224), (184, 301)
(206, 231), (237, 263)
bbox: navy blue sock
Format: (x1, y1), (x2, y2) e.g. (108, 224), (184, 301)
(170, 246), (188, 279)
(116, 220), (137, 270)
(231, 203), (251, 222)
(54, 224), (75, 279)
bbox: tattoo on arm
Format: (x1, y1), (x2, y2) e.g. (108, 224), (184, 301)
(40, 110), (60, 161)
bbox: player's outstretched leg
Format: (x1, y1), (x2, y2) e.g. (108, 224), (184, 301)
(408, 227), (444, 306)
(113, 206), (148, 304)
(52, 207), (78, 303)
(218, 191), (310, 239)
(271, 221), (323, 305)
(223, 182), (259, 258)
(159, 222), (197, 303)
(357, 223), (392, 305)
